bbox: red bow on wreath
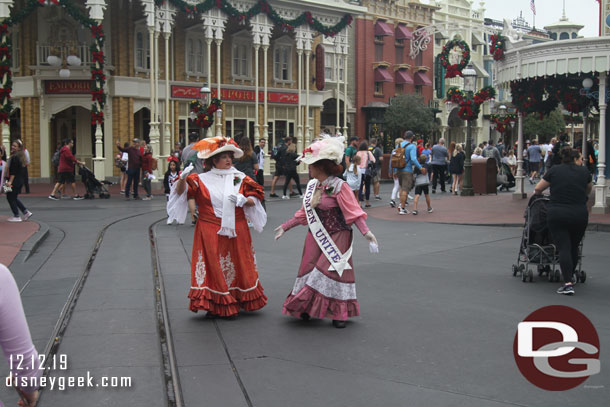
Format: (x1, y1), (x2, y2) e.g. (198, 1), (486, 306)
(445, 64), (463, 79)
(91, 112), (104, 125)
(91, 25), (104, 38)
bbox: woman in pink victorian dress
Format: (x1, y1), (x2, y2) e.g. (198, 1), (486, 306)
(275, 136), (379, 328)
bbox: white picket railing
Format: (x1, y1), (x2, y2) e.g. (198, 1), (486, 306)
(36, 42), (93, 66)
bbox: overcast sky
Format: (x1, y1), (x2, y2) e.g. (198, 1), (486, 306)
(420, 0), (600, 38)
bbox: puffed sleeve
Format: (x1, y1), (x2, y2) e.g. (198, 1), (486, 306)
(336, 182), (370, 235)
(240, 176), (266, 233)
(186, 173), (199, 200)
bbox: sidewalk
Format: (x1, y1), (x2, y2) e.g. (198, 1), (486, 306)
(367, 190), (610, 228)
(0, 216), (39, 265)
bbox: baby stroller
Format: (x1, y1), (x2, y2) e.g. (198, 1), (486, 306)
(512, 194), (586, 283)
(79, 165), (111, 199)
(497, 163), (515, 192)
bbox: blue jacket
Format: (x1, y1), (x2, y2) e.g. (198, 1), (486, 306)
(399, 141), (422, 173)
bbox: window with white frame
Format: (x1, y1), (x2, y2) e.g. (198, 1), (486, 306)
(11, 30), (19, 71)
(325, 52), (334, 82)
(134, 26), (150, 71)
(186, 33), (207, 76)
(338, 56), (344, 82)
(232, 31), (252, 79)
(273, 41), (292, 82)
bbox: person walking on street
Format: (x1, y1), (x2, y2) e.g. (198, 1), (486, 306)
(282, 139), (303, 199)
(3, 140), (33, 222)
(356, 140), (375, 208)
(49, 139), (85, 200)
(369, 138), (383, 200)
(430, 138), (448, 193)
(412, 154), (433, 215)
(172, 136), (268, 317)
(253, 138), (266, 188)
(449, 144), (465, 195)
(141, 145), (154, 200)
(116, 140), (142, 200)
(397, 131), (424, 214)
(482, 139), (502, 169)
(527, 139), (543, 184)
(534, 147), (592, 295)
(270, 137), (291, 198)
(22, 144), (30, 194)
(389, 138), (403, 207)
(275, 136), (378, 328)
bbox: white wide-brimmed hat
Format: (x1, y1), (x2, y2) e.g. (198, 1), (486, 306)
(193, 136), (243, 160)
(298, 135), (345, 165)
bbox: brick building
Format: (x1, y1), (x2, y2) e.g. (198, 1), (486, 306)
(2, 0), (365, 180)
(354, 0), (436, 150)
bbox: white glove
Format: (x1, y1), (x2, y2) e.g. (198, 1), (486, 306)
(180, 163), (194, 179)
(228, 193), (248, 207)
(364, 231), (379, 253)
(274, 226), (285, 240)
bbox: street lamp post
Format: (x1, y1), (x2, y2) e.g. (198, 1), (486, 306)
(190, 83), (210, 138)
(460, 64), (477, 197)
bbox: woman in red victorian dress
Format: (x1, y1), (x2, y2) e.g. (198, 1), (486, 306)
(174, 136), (267, 318)
(274, 136), (379, 328)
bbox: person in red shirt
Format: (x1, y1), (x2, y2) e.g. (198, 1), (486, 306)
(49, 139), (85, 200)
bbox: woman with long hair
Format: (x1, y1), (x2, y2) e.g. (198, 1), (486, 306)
(534, 147), (592, 295)
(275, 137), (378, 328)
(389, 137), (403, 207)
(3, 140), (33, 222)
(448, 143), (465, 195)
(173, 136), (267, 317)
(282, 141), (303, 199)
(234, 136), (259, 179)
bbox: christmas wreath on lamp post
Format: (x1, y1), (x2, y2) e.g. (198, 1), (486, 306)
(438, 38), (471, 79)
(445, 85), (496, 121)
(189, 83), (222, 129)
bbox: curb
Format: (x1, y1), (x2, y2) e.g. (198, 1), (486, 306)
(18, 220), (50, 262)
(401, 221), (610, 233)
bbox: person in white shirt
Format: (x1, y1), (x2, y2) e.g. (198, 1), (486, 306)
(471, 147), (483, 160)
(343, 154), (362, 200)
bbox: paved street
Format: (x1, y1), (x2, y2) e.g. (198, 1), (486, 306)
(1, 185), (609, 407)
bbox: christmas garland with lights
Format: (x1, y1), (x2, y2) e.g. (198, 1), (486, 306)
(445, 86), (496, 121)
(490, 113), (517, 133)
(190, 97), (222, 129)
(489, 34), (506, 61)
(510, 76), (593, 118)
(2, 0), (106, 125)
(438, 38), (470, 79)
(156, 0), (353, 37)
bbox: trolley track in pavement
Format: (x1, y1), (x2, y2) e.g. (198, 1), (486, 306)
(30, 210), (184, 407)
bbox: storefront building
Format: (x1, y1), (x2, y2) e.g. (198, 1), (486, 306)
(2, 0), (365, 181)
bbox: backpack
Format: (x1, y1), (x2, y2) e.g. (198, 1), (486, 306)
(391, 143), (408, 169)
(151, 157), (158, 171)
(52, 149), (61, 167)
(366, 158), (377, 177)
(271, 144), (281, 160)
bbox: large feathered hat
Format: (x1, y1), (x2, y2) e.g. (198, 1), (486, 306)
(193, 136), (243, 160)
(298, 135), (345, 165)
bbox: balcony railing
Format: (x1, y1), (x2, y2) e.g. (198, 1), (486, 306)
(37, 42), (93, 66)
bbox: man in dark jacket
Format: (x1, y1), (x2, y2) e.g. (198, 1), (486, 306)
(116, 139), (142, 200)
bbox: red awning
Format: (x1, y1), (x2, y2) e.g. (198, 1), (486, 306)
(374, 67), (393, 82)
(395, 70), (414, 84)
(375, 20), (393, 36)
(414, 72), (432, 86)
(395, 24), (413, 40)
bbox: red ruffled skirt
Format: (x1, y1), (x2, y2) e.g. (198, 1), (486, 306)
(188, 217), (267, 316)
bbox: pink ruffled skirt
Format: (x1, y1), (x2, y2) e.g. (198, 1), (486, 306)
(282, 230), (360, 321)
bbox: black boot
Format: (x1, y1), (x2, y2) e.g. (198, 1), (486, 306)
(300, 313), (311, 321)
(332, 320), (346, 329)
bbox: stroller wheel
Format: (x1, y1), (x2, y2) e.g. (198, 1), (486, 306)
(579, 271), (586, 283)
(528, 269), (534, 282)
(521, 270), (528, 282)
(537, 265), (544, 276)
(518, 264), (525, 273)
(512, 265), (518, 277)
(548, 270), (555, 282)
(553, 269), (561, 283)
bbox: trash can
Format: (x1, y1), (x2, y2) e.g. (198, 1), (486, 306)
(472, 158), (498, 195)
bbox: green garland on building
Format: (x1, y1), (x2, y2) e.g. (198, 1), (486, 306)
(156, 0), (353, 37)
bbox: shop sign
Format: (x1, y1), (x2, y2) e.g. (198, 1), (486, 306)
(171, 86), (298, 104)
(44, 80), (92, 94)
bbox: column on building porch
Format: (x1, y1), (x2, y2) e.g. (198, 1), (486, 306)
(201, 9), (226, 138)
(157, 1), (176, 174)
